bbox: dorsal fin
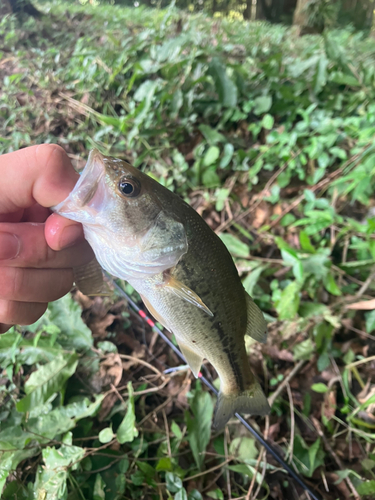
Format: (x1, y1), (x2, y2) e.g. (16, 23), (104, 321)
(245, 293), (267, 344)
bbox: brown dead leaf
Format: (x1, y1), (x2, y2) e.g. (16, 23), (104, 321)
(323, 388), (337, 420)
(122, 345), (147, 371)
(347, 298), (375, 310)
(99, 353), (123, 387)
(263, 345), (294, 363)
(325, 473), (351, 499)
(268, 422), (280, 441)
(252, 204), (270, 229)
(98, 393), (118, 422)
(90, 313), (116, 339)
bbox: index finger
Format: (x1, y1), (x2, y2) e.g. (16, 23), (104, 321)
(0, 145), (79, 213)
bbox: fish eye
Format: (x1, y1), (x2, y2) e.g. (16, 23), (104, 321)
(118, 177), (141, 197)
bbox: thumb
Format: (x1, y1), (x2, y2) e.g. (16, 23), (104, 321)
(0, 144), (79, 213)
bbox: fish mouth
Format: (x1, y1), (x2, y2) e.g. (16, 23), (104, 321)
(52, 149), (108, 224)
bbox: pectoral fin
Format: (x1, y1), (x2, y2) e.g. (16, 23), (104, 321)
(73, 259), (111, 296)
(140, 294), (171, 332)
(245, 293), (267, 343)
(176, 340), (203, 378)
(164, 275), (213, 317)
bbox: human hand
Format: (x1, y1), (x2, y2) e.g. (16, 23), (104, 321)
(0, 144), (94, 333)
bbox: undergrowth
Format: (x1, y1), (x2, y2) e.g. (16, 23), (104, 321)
(1, 1), (375, 499)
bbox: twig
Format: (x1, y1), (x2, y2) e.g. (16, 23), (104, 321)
(110, 383), (126, 406)
(246, 451), (263, 500)
(286, 383), (295, 463)
(355, 269), (375, 297)
(117, 354), (165, 379)
(182, 457), (232, 482)
(162, 410), (172, 458)
(249, 416), (270, 500)
(224, 427), (232, 499)
(312, 417), (360, 500)
(268, 360), (306, 407)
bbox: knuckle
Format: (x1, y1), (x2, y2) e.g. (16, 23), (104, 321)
(0, 300), (47, 325)
(0, 300), (17, 324)
(0, 268), (18, 299)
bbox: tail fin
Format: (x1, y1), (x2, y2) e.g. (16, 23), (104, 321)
(213, 383), (270, 430)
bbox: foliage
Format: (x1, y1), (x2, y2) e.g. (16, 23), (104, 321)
(2, 1), (375, 499)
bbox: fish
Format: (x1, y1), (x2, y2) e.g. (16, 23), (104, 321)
(52, 149), (270, 429)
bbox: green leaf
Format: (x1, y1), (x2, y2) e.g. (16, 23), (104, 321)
(253, 95), (272, 115)
(324, 273), (342, 296)
(99, 427), (114, 444)
(117, 382), (138, 444)
(0, 446), (38, 493)
(185, 389), (214, 469)
(207, 489), (224, 500)
(209, 58), (237, 108)
(229, 437), (258, 462)
(25, 395), (104, 441)
(175, 489), (188, 500)
(188, 490), (203, 500)
(365, 310), (375, 333)
(275, 281), (300, 320)
(299, 231), (315, 253)
(166, 472), (183, 494)
(199, 125), (225, 145)
(30, 294), (93, 350)
(311, 383), (328, 393)
(261, 114), (274, 130)
(293, 338), (315, 361)
(357, 481), (375, 496)
(220, 143), (234, 168)
(156, 457), (173, 472)
(202, 167), (220, 188)
(93, 474), (106, 500)
(292, 435), (324, 477)
(219, 233), (250, 258)
(16, 353), (78, 412)
(203, 146), (220, 167)
(242, 265), (267, 296)
(34, 437), (85, 500)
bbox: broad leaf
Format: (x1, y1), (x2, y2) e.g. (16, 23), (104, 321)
(16, 353), (78, 412)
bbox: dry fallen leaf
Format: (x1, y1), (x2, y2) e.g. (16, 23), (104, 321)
(347, 298), (375, 310)
(100, 353), (123, 387)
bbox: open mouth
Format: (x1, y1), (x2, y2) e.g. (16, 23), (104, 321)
(52, 149), (108, 224)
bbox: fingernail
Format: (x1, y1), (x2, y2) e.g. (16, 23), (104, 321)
(0, 233), (21, 260)
(59, 225), (83, 249)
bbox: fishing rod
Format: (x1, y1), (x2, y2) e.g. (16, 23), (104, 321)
(108, 276), (322, 500)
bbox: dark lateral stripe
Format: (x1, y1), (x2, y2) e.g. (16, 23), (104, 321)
(213, 320), (245, 392)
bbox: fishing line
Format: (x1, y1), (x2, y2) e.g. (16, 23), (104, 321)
(108, 276), (321, 500)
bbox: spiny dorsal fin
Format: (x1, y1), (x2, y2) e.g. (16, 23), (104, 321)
(245, 292), (267, 344)
(164, 275), (213, 317)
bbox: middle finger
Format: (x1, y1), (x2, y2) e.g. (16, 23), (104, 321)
(0, 222), (93, 269)
(0, 267), (74, 302)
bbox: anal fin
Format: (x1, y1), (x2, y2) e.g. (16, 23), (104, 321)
(164, 275), (213, 317)
(245, 293), (267, 344)
(176, 340), (203, 378)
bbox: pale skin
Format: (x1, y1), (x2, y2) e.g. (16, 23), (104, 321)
(0, 144), (94, 333)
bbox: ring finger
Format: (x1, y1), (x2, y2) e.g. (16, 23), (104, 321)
(0, 267), (74, 303)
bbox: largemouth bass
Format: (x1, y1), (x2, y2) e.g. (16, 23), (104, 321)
(53, 149), (270, 428)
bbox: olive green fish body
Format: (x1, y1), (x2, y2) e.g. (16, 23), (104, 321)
(53, 150), (270, 428)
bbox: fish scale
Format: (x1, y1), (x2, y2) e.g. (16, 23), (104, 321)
(52, 148), (271, 429)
